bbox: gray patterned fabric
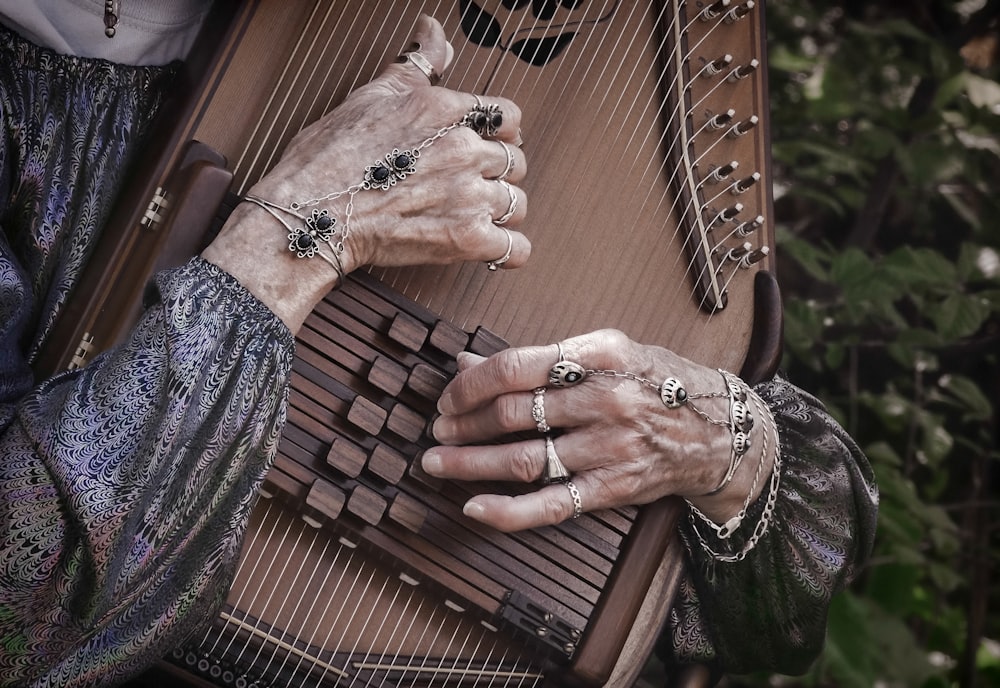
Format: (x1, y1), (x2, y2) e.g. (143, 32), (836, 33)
(0, 23), (878, 688)
(666, 379), (878, 678)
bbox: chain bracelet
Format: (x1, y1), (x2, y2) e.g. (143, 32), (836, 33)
(686, 390), (782, 562)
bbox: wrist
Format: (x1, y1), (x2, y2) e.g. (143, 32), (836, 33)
(201, 201), (340, 332)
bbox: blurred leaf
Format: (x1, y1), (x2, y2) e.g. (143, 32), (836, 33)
(930, 292), (990, 339)
(938, 374), (993, 422)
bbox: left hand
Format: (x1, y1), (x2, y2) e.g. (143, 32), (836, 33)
(424, 329), (768, 532)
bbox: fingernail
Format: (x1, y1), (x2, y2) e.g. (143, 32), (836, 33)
(463, 501), (486, 520)
(437, 392), (454, 415)
(421, 451), (442, 476)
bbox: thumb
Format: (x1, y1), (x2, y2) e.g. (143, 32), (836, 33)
(380, 15), (453, 91)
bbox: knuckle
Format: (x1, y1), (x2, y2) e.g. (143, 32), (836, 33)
(541, 492), (571, 526)
(508, 448), (541, 482)
(493, 349), (531, 386)
(492, 394), (522, 432)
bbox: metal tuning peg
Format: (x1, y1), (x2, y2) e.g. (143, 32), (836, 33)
(727, 115), (759, 137)
(708, 109), (736, 129)
(700, 0), (731, 21)
(703, 161), (739, 185)
(731, 172), (761, 194)
(725, 242), (770, 268)
(711, 203), (744, 228)
(727, 59), (760, 82)
(725, 1), (755, 23)
(736, 215), (765, 236)
(701, 54), (733, 77)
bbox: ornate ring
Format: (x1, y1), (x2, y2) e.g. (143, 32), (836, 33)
(542, 436), (571, 485)
(549, 341), (587, 388)
(465, 98), (503, 137)
(494, 141), (515, 181)
(494, 180), (517, 225)
(565, 480), (583, 519)
(486, 228), (513, 271)
(531, 386), (550, 433)
(399, 50), (441, 85)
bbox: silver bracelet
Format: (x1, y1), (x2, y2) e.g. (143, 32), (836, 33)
(685, 389), (782, 561)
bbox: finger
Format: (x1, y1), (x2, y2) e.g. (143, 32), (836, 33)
(483, 140), (527, 183)
(421, 440), (548, 483)
(479, 224), (530, 272)
(381, 15), (451, 89)
(489, 180), (527, 227)
(434, 385), (567, 444)
(464, 94), (523, 143)
(461, 482), (585, 532)
(437, 344), (560, 415)
(424, 433), (601, 483)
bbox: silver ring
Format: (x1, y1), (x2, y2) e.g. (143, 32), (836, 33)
(531, 386), (550, 433)
(494, 180), (517, 225)
(494, 141), (515, 181)
(565, 480), (583, 519)
(400, 51), (441, 85)
(548, 343), (587, 388)
(486, 228), (513, 271)
(542, 436), (571, 485)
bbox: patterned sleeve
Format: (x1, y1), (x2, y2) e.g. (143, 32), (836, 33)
(659, 376), (879, 676)
(0, 258), (295, 687)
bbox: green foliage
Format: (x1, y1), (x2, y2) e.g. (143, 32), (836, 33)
(763, 1), (1000, 686)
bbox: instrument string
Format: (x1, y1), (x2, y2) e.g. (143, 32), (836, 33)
(321, 562), (379, 686)
(238, 523), (314, 673)
(465, 0), (627, 339)
(617, 6), (762, 334)
(198, 498), (274, 650)
(531, 0), (674, 343)
(383, 2), (534, 306)
(336, 573), (395, 687)
(372, 588), (425, 688)
(219, 505), (297, 664)
(414, 607), (466, 687)
(400, 604), (447, 688)
(264, 533), (333, 684)
(232, 0), (343, 193)
(285, 537), (357, 685)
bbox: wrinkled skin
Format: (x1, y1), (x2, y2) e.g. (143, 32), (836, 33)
(203, 15), (529, 331)
(426, 329), (775, 532)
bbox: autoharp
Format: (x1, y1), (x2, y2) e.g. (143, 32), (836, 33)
(37, 1), (781, 686)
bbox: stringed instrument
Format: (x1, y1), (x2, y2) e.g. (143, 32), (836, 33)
(37, 1), (781, 686)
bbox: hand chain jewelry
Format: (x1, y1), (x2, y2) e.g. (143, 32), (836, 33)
(685, 389), (782, 562)
(241, 102), (502, 280)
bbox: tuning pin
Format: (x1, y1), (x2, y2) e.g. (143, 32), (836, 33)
(728, 59), (760, 82)
(727, 115), (759, 137)
(724, 1), (755, 23)
(711, 203), (744, 228)
(731, 172), (761, 194)
(700, 0), (731, 21)
(708, 109), (736, 129)
(739, 245), (770, 268)
(724, 242), (753, 262)
(704, 161), (739, 185)
(736, 215), (765, 236)
(701, 54), (734, 77)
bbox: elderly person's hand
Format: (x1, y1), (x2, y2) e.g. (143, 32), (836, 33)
(424, 329), (777, 532)
(203, 15), (528, 332)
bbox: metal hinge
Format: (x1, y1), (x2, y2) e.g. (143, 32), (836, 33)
(68, 332), (96, 371)
(140, 186), (170, 229)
